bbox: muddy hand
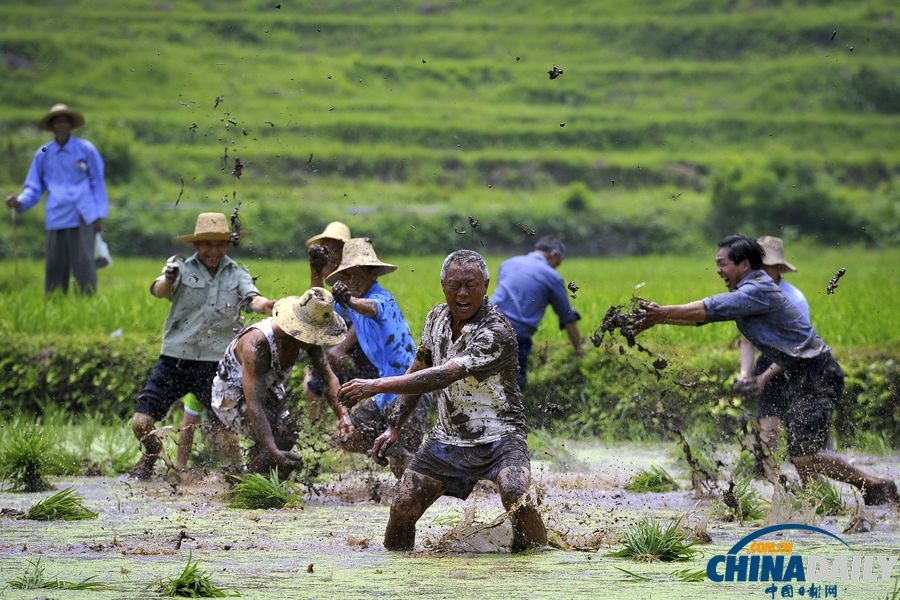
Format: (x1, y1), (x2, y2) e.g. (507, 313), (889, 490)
(339, 378), (377, 403)
(731, 376), (760, 398)
(164, 260), (180, 282)
(307, 244), (330, 271)
(337, 413), (356, 441)
(332, 281), (352, 309)
(635, 301), (663, 330)
(6, 194), (21, 209)
(370, 427), (399, 466)
(273, 449), (304, 469)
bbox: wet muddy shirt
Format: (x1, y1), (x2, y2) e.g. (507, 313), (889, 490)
(335, 281), (415, 412)
(157, 253), (259, 362)
(211, 318), (298, 435)
(703, 269), (829, 370)
(418, 300), (527, 446)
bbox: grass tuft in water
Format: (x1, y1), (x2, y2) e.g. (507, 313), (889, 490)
(719, 477), (769, 523)
(625, 466), (679, 493)
(608, 515), (700, 562)
(616, 566), (707, 582)
(228, 470), (299, 509)
(797, 477), (849, 516)
(157, 552), (240, 597)
(6, 557), (106, 590)
(24, 487), (98, 521)
(0, 422), (63, 492)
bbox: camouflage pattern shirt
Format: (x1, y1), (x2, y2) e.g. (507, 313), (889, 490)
(418, 299), (527, 446)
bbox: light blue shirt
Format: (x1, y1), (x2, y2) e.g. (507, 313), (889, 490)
(703, 270), (828, 370)
(490, 251), (581, 338)
(335, 281), (415, 411)
(15, 136), (109, 230)
(779, 278), (810, 323)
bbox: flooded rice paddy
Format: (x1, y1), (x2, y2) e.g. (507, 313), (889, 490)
(1, 442), (897, 599)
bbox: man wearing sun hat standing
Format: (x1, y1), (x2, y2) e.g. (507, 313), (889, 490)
(130, 212), (275, 480)
(6, 103), (109, 295)
(212, 288), (349, 476)
(305, 221), (351, 289)
(315, 237), (422, 478)
(733, 236), (812, 476)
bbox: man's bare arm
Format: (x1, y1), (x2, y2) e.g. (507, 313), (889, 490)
(340, 359), (466, 404)
(565, 321), (583, 357)
(643, 300), (708, 326)
(308, 345), (349, 426)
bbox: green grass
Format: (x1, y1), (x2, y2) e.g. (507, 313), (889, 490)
(717, 478), (769, 524)
(227, 470), (300, 510)
(797, 478), (849, 517)
(0, 418), (75, 492)
(616, 566), (707, 582)
(625, 466), (679, 493)
(24, 487), (99, 521)
(608, 515), (700, 562)
(157, 552), (239, 598)
(6, 557), (106, 591)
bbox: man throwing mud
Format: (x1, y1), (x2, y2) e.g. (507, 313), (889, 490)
(639, 234), (898, 505)
(340, 250), (548, 552)
(212, 289), (349, 477)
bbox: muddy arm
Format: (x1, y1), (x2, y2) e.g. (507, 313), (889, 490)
(643, 300), (707, 326)
(340, 359), (465, 403)
(308, 345), (351, 434)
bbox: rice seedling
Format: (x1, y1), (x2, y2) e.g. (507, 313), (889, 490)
(797, 477), (849, 517)
(608, 515), (700, 562)
(718, 477), (769, 524)
(24, 487), (98, 521)
(227, 470), (300, 509)
(615, 566), (706, 582)
(625, 466), (679, 493)
(6, 557), (106, 590)
(0, 421), (65, 492)
(157, 552), (239, 597)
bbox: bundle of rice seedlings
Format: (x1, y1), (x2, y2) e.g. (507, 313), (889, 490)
(227, 470), (299, 509)
(798, 478), (848, 517)
(625, 466), (679, 493)
(7, 557), (106, 590)
(608, 515), (700, 562)
(158, 552), (239, 597)
(0, 423), (63, 492)
(719, 478), (769, 524)
(25, 487), (98, 521)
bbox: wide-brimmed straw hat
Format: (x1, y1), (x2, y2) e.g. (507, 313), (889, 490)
(176, 212), (246, 243)
(37, 103), (86, 131)
(305, 221), (351, 248)
(325, 237), (397, 285)
(758, 236), (797, 273)
(273, 288), (347, 346)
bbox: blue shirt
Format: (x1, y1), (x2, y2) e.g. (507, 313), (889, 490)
(779, 278), (810, 323)
(335, 282), (415, 411)
(490, 252), (581, 338)
(15, 136), (109, 230)
(703, 270), (829, 370)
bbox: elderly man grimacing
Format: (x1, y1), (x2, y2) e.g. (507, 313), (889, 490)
(339, 250), (547, 552)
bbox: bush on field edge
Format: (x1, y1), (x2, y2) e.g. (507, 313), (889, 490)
(1, 335), (895, 446)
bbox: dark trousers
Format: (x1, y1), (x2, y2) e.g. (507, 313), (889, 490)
(45, 221), (97, 295)
(515, 335), (533, 390)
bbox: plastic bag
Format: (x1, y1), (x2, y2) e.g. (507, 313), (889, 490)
(94, 233), (112, 268)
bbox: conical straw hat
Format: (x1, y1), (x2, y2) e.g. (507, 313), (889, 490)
(305, 221), (351, 248)
(273, 288), (347, 346)
(757, 236), (797, 273)
(37, 103), (86, 131)
(176, 212), (246, 243)
(325, 237), (396, 285)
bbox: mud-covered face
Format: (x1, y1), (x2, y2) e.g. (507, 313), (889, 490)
(195, 240), (229, 273)
(320, 239), (344, 277)
(333, 266), (377, 297)
(442, 261), (488, 324)
(715, 247), (750, 292)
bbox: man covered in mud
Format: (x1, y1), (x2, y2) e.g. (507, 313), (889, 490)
(639, 234), (899, 505)
(491, 235), (583, 389)
(340, 250), (548, 552)
(212, 289), (350, 476)
(130, 213), (275, 480)
(733, 236), (812, 475)
(311, 237), (422, 478)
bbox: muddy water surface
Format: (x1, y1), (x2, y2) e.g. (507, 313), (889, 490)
(1, 442), (897, 599)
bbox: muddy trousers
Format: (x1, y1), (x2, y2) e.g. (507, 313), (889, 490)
(45, 221), (96, 295)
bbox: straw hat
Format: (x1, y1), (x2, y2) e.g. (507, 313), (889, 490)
(273, 288), (348, 346)
(37, 103), (85, 131)
(758, 236), (797, 273)
(305, 221), (351, 248)
(176, 212), (246, 243)
(325, 237), (397, 285)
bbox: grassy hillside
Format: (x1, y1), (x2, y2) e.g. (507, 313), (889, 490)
(0, 0), (897, 257)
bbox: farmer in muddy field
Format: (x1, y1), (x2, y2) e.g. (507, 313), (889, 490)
(340, 249), (548, 552)
(491, 235), (583, 389)
(639, 234), (899, 505)
(130, 212), (275, 480)
(212, 289), (350, 477)
(308, 237), (423, 478)
(306, 221), (351, 289)
(6, 103), (108, 295)
(732, 236), (813, 476)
